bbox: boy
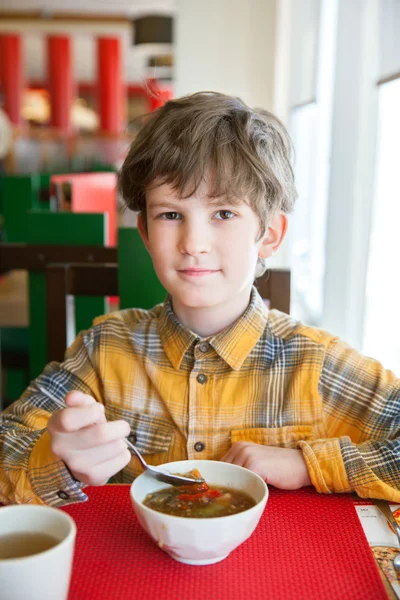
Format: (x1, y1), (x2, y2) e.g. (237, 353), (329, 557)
(0, 92), (399, 507)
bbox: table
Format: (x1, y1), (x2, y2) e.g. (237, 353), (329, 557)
(62, 485), (390, 600)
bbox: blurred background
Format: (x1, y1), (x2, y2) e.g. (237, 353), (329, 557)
(0, 0), (398, 405)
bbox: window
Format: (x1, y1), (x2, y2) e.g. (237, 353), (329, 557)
(290, 103), (326, 325)
(288, 0), (336, 326)
(362, 77), (400, 375)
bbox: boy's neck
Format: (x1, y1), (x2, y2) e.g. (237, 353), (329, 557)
(171, 285), (253, 338)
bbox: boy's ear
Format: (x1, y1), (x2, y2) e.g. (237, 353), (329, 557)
(137, 213), (150, 251)
(258, 212), (288, 259)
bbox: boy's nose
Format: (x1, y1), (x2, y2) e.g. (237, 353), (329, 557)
(179, 224), (211, 256)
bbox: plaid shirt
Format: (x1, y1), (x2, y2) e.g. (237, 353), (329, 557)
(1, 288), (399, 506)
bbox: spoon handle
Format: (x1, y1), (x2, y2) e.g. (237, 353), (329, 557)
(124, 438), (148, 470)
(372, 499), (400, 543)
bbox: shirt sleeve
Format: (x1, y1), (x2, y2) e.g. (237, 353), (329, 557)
(0, 326), (104, 506)
(298, 338), (400, 502)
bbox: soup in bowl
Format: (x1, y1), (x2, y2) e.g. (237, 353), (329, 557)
(130, 459), (268, 565)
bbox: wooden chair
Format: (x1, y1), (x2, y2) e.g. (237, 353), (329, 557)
(45, 261), (291, 364)
(0, 172), (117, 401)
(45, 227), (167, 362)
(46, 263), (118, 363)
(12, 212), (109, 380)
(255, 269), (291, 315)
(0, 231), (116, 388)
(0, 242), (117, 273)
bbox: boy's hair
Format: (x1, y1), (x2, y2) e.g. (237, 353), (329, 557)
(119, 91), (297, 264)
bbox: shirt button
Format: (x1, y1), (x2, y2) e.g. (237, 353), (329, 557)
(194, 441), (205, 452)
(196, 373), (208, 384)
(199, 342), (210, 353)
(57, 490), (69, 500)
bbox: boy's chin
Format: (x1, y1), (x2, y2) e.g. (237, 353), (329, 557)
(173, 288), (223, 309)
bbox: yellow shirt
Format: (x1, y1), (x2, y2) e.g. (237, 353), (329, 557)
(1, 288), (399, 506)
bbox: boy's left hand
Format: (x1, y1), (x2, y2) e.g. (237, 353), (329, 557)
(220, 442), (312, 490)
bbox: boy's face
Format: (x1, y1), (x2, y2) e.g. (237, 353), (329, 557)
(138, 176), (287, 329)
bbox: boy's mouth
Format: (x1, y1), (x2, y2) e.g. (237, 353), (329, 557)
(178, 269), (219, 277)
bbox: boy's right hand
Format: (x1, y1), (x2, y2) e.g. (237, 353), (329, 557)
(47, 391), (131, 486)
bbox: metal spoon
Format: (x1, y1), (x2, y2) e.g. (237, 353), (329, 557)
(124, 438), (204, 486)
(372, 498), (400, 571)
(37, 385), (204, 487)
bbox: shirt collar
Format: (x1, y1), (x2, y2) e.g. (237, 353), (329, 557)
(159, 287), (269, 371)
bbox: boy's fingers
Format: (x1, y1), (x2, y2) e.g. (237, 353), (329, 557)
(220, 441), (250, 463)
(65, 391), (97, 407)
(69, 420), (131, 450)
(74, 449), (131, 487)
(50, 402), (106, 433)
(66, 438), (129, 473)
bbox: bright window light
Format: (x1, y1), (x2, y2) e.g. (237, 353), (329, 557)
(363, 78), (400, 375)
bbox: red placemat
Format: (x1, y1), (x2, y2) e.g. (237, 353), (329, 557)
(62, 485), (387, 600)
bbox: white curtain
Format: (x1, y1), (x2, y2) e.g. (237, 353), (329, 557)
(379, 0), (400, 80)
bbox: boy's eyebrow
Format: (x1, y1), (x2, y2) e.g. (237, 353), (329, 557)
(207, 196), (241, 206)
(147, 196), (242, 210)
(147, 200), (182, 210)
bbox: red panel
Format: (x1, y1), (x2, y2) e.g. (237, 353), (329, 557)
(0, 34), (23, 126)
(47, 36), (73, 133)
(50, 172), (118, 247)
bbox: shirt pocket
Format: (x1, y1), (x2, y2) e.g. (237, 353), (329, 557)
(105, 407), (175, 481)
(128, 413), (175, 455)
(231, 425), (315, 449)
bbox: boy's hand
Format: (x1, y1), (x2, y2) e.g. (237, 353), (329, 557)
(47, 391), (131, 487)
(220, 442), (312, 490)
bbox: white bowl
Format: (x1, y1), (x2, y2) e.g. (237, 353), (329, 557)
(130, 459), (268, 565)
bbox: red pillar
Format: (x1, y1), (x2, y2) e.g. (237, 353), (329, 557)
(97, 37), (123, 134)
(47, 36), (73, 133)
(0, 34), (23, 126)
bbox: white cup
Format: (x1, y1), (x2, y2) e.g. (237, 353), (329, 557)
(0, 504), (76, 600)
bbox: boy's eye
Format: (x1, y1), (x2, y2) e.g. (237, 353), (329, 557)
(215, 210), (235, 220)
(161, 212), (181, 220)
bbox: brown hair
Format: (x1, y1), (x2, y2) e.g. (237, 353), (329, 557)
(119, 91), (297, 236)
